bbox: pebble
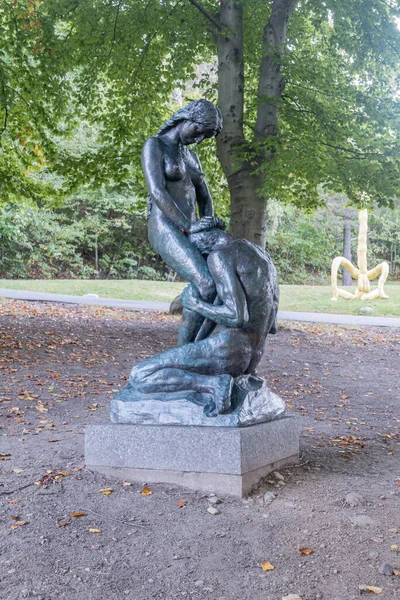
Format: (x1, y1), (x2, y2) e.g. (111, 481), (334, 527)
(207, 506), (220, 515)
(194, 580), (204, 587)
(344, 491), (366, 507)
(264, 491), (276, 505)
(378, 562), (393, 576)
(208, 494), (222, 505)
(349, 515), (376, 527)
(273, 471), (285, 481)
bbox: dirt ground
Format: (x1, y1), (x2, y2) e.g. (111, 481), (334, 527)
(0, 300), (399, 600)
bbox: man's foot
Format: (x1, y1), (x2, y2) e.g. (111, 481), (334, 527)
(204, 374), (233, 417)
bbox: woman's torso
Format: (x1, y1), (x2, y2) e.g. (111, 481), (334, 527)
(152, 138), (202, 223)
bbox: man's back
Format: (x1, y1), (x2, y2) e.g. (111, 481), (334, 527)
(209, 238), (279, 373)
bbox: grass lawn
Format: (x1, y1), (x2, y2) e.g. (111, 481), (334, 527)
(1, 279), (399, 317)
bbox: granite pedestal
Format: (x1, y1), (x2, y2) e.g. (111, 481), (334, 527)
(85, 417), (299, 497)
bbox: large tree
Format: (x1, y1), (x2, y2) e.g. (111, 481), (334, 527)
(1, 0), (400, 245)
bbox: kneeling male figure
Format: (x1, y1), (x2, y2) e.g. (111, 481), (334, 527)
(129, 228), (279, 416)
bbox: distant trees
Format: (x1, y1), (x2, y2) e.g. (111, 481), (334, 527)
(2, 194), (399, 283)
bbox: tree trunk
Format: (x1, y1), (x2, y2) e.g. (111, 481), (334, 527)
(94, 233), (99, 275)
(215, 0), (297, 247)
(342, 212), (352, 286)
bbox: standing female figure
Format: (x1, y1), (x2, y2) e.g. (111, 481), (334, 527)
(142, 99), (224, 345)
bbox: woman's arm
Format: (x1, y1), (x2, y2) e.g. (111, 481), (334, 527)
(142, 138), (192, 231)
(189, 151), (214, 218)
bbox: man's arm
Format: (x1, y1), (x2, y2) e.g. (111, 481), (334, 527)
(182, 251), (249, 328)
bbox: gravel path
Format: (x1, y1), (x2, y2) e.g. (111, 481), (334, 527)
(0, 300), (399, 600)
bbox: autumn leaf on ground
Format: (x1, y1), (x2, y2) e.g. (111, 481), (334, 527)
(177, 499), (187, 508)
(391, 545), (400, 552)
(70, 511), (86, 518)
(98, 488), (113, 495)
(260, 561), (275, 571)
(282, 595), (302, 600)
(121, 481), (132, 487)
(297, 547), (313, 555)
(141, 485), (152, 496)
(57, 521), (70, 527)
(393, 569), (400, 576)
(8, 500), (20, 504)
(11, 519), (29, 528)
(89, 528), (102, 533)
(359, 585), (382, 594)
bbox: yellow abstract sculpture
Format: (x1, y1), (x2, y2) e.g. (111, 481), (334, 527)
(331, 209), (389, 301)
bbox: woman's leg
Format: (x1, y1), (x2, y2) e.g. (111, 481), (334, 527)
(148, 210), (216, 344)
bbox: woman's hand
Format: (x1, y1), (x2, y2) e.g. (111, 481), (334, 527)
(188, 216), (225, 234)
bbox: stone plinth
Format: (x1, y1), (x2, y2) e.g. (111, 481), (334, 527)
(85, 417), (299, 497)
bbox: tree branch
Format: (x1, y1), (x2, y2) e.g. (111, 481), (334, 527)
(112, 0), (123, 42)
(187, 0), (222, 31)
(320, 140), (384, 159)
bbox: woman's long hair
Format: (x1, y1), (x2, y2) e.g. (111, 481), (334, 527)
(156, 99), (223, 136)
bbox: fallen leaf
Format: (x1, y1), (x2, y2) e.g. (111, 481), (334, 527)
(70, 511), (86, 518)
(8, 500), (21, 505)
(15, 520), (28, 526)
(393, 569), (400, 576)
(260, 561), (275, 571)
(282, 595), (302, 600)
(121, 481), (132, 487)
(89, 528), (102, 533)
(297, 547), (313, 555)
(141, 485), (152, 496)
(98, 488), (113, 495)
(57, 521), (70, 527)
(359, 585), (382, 594)
(391, 545), (400, 552)
(177, 499), (187, 508)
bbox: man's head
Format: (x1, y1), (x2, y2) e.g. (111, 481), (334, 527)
(189, 228), (233, 255)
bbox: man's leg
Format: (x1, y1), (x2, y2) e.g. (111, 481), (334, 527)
(129, 330), (252, 415)
(131, 366), (233, 415)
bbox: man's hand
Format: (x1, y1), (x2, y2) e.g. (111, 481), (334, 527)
(181, 284), (200, 311)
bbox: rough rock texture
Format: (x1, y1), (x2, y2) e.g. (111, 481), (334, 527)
(110, 374), (285, 427)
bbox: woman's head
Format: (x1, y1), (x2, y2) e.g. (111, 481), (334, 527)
(157, 99), (223, 142)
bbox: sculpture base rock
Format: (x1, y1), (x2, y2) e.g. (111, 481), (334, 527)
(85, 417), (299, 497)
(110, 375), (285, 427)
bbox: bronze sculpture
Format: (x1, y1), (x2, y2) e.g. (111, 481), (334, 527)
(142, 99), (224, 345)
(111, 100), (282, 426)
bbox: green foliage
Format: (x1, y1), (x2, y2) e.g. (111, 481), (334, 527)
(265, 199), (400, 284)
(0, 191), (167, 280)
(1, 0), (400, 237)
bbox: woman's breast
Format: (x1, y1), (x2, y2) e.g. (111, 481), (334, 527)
(164, 156), (186, 181)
